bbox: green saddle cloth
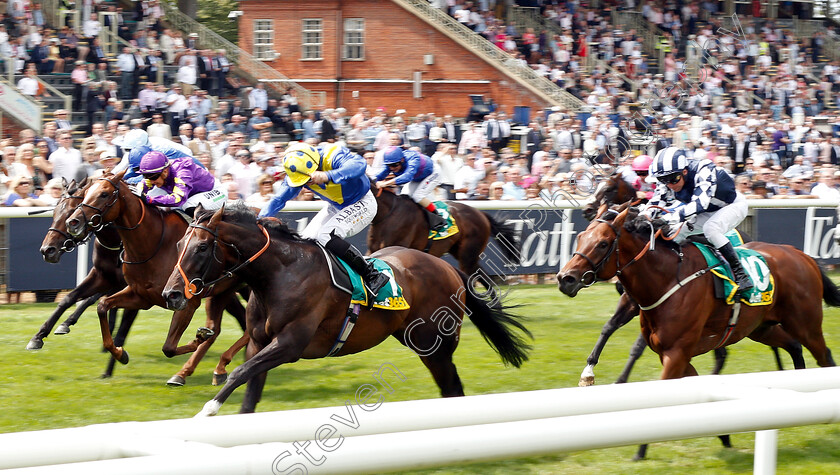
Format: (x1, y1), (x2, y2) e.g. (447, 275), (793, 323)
(336, 257), (410, 310)
(428, 201), (459, 240)
(692, 231), (775, 306)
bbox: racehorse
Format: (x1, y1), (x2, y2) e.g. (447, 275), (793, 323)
(558, 203), (837, 458)
(368, 182), (519, 290)
(161, 203), (532, 415)
(28, 178), (139, 379)
(64, 171), (249, 386)
(576, 174), (799, 387)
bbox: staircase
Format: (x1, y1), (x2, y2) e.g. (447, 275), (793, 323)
(392, 0), (583, 112)
(611, 10), (667, 75)
(158, 1), (325, 110)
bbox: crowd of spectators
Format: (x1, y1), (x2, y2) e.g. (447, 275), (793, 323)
(4, 0), (840, 211)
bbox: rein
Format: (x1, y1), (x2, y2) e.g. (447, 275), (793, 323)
(175, 221), (271, 299)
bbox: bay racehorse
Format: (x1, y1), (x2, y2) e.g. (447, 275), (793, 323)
(162, 203), (532, 415)
(64, 171), (249, 386)
(558, 204), (837, 458)
(368, 182), (519, 291)
(28, 178), (140, 379)
(576, 175), (799, 387)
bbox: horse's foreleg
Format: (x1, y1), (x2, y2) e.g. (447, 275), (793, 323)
(27, 288), (104, 349)
(615, 332), (648, 384)
(102, 309), (139, 378)
(214, 333), (250, 386)
(167, 298), (225, 386)
(240, 371), (268, 414)
(160, 298), (203, 358)
(96, 288), (150, 365)
(711, 347), (728, 374)
(582, 293), (639, 386)
(56, 294), (102, 335)
(196, 325), (314, 417)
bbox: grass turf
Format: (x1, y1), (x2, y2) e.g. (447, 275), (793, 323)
(1, 282), (839, 474)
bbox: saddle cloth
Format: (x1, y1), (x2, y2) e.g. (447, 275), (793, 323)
(318, 245), (410, 310)
(428, 201), (459, 240)
(691, 231), (775, 306)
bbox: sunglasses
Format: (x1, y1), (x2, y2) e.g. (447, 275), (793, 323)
(657, 173), (683, 185)
(143, 172), (162, 181)
(387, 162), (402, 168)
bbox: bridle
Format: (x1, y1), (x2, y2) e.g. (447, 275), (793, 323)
(175, 219), (271, 299)
(50, 189), (123, 253)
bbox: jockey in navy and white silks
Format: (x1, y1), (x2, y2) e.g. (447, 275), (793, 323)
(641, 146), (753, 292)
(136, 151), (227, 213)
(374, 146), (446, 231)
(116, 129), (202, 184)
(260, 142), (390, 296)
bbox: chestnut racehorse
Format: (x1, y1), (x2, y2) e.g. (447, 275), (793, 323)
(162, 203), (532, 415)
(558, 204), (837, 458)
(64, 171), (249, 386)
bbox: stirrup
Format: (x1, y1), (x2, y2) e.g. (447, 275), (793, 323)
(365, 271), (390, 297)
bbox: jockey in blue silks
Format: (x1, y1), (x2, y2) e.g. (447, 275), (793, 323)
(374, 146), (446, 231)
(641, 146), (753, 293)
(260, 142), (390, 296)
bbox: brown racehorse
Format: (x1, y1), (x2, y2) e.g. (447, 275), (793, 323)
(368, 182), (519, 290)
(64, 171), (249, 386)
(27, 178), (140, 379)
(162, 203), (532, 415)
(577, 175), (801, 388)
(558, 203), (837, 458)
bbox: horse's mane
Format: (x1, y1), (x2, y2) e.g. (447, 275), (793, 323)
(196, 201), (306, 242)
(619, 206), (681, 252)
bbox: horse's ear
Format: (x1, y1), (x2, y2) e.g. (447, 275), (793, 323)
(62, 177), (69, 189)
(193, 203), (205, 219)
(114, 170), (127, 181)
(208, 203), (225, 228)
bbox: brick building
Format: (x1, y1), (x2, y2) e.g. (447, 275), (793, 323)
(237, 0), (550, 117)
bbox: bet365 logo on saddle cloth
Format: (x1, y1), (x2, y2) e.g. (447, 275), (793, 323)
(429, 201), (459, 240)
(694, 241), (775, 306)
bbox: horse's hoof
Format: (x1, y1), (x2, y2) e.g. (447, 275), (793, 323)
(54, 323), (71, 335)
(25, 339), (43, 350)
(117, 348), (129, 365)
(194, 400), (221, 417)
(212, 372), (227, 386)
(578, 376), (595, 387)
(167, 375), (186, 387)
(632, 455), (646, 462)
(100, 372), (113, 379)
(196, 327), (215, 342)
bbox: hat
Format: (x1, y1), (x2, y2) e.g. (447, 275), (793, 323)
(395, 109), (406, 115)
(74, 60), (85, 65)
(130, 118), (145, 126)
(189, 32), (199, 38)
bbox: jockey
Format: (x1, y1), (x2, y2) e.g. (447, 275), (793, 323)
(641, 146), (753, 293)
(259, 142), (391, 296)
(629, 154), (655, 200)
(117, 129), (202, 184)
(374, 146), (446, 231)
(137, 151), (227, 215)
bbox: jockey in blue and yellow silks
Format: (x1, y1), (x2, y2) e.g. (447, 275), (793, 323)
(260, 142), (390, 296)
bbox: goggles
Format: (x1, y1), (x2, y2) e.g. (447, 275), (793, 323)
(657, 173), (682, 185)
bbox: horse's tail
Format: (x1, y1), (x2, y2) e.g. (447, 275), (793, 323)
(819, 265), (840, 307)
(485, 213), (520, 263)
(457, 269), (532, 368)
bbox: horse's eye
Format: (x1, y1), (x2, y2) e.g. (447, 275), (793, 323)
(598, 241), (609, 249)
(196, 243), (208, 253)
(99, 192), (109, 199)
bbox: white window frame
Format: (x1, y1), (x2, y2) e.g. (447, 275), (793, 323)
(253, 19), (275, 61)
(342, 18), (365, 61)
(302, 18), (323, 61)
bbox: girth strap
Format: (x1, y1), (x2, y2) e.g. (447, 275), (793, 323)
(638, 265), (713, 311)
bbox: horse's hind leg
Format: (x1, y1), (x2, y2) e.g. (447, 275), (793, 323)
(749, 324), (805, 369)
(240, 371), (268, 414)
(615, 332), (648, 384)
(584, 293), (639, 386)
(419, 352), (464, 397)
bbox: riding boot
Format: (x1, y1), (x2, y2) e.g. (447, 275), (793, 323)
(717, 242), (753, 293)
(425, 208), (447, 232)
(325, 234), (391, 296)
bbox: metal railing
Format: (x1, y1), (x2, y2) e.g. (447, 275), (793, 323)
(1, 61), (44, 131)
(592, 58), (637, 94)
(159, 1), (324, 109)
(793, 19), (840, 61)
(395, 0), (583, 111)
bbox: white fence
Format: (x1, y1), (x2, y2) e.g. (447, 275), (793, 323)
(0, 367), (839, 474)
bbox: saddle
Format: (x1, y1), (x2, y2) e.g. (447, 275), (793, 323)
(686, 233), (774, 306)
(316, 244), (409, 310)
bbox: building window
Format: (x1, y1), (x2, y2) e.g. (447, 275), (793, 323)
(254, 19), (274, 61)
(302, 18), (323, 60)
(343, 18), (364, 60)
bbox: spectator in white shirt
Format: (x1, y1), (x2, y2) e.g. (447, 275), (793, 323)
(431, 143), (461, 199)
(47, 130), (82, 182)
